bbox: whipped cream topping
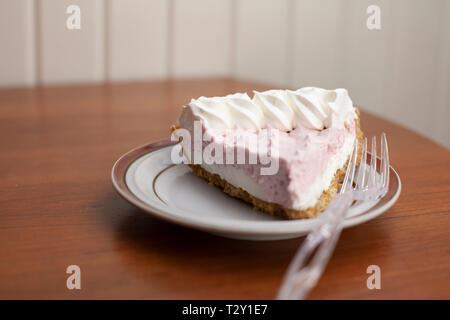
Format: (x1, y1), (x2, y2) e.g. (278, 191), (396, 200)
(180, 87), (356, 132)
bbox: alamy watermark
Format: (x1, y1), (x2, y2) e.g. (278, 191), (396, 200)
(366, 5), (381, 30)
(170, 121), (280, 175)
(66, 5), (81, 30)
(366, 265), (381, 290)
(66, 265), (81, 290)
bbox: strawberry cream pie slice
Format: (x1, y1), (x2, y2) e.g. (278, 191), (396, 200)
(175, 87), (363, 219)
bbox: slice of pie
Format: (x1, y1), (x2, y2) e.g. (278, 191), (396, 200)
(174, 87), (363, 219)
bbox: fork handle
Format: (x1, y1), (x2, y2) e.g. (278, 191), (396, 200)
(277, 192), (353, 300)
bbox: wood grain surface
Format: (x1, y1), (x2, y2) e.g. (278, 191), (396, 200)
(0, 79), (449, 299)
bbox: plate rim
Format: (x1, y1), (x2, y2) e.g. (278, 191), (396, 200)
(112, 139), (402, 236)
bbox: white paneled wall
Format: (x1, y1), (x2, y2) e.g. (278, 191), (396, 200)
(39, 0), (105, 84)
(0, 0), (448, 148)
(292, 0), (346, 89)
(340, 0), (394, 115)
(107, 0), (168, 81)
(0, 0), (35, 86)
(235, 0), (290, 86)
(380, 0), (445, 144)
(434, 0), (450, 148)
(172, 0), (232, 77)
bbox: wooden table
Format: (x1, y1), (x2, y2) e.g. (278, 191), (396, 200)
(0, 79), (449, 299)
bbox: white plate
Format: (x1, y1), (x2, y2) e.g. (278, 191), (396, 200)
(112, 139), (401, 241)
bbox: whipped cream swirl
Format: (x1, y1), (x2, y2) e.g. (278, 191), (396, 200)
(180, 87), (356, 132)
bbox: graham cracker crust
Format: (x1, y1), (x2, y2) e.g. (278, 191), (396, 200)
(186, 110), (363, 220)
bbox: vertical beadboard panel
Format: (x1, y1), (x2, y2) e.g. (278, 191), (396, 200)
(434, 0), (450, 149)
(0, 0), (35, 87)
(382, 0), (443, 143)
(172, 0), (232, 78)
(107, 0), (168, 81)
(292, 0), (346, 89)
(234, 0), (290, 87)
(39, 0), (104, 85)
(341, 0), (393, 114)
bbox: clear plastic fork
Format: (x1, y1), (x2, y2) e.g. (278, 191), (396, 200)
(277, 133), (390, 300)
